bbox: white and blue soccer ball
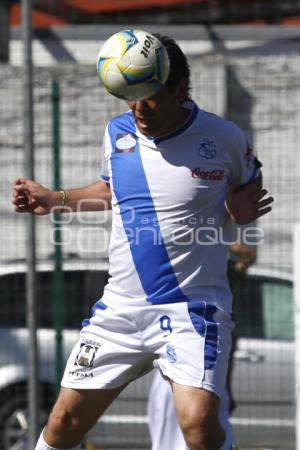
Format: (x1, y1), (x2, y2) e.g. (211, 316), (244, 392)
(97, 29), (170, 101)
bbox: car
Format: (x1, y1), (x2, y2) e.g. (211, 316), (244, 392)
(0, 258), (110, 450)
(230, 266), (295, 449)
(0, 260), (295, 449)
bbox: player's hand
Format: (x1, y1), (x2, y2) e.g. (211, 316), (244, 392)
(225, 182), (274, 225)
(12, 178), (58, 215)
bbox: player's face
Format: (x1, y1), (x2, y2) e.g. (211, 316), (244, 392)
(127, 81), (189, 138)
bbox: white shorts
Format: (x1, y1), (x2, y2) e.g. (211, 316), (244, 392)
(61, 300), (233, 398)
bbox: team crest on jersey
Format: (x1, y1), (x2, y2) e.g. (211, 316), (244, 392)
(115, 133), (137, 153)
(75, 343), (99, 368)
(166, 343), (177, 363)
(198, 138), (217, 159)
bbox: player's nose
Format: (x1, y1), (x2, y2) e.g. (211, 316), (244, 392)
(135, 99), (149, 112)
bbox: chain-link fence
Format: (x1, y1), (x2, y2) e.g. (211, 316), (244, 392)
(0, 28), (300, 449)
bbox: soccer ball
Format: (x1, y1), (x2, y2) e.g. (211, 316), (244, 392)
(97, 29), (170, 101)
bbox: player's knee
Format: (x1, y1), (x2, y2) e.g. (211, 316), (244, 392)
(47, 403), (79, 436)
(181, 411), (225, 450)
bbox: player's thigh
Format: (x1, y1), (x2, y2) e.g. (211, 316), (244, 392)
(172, 382), (220, 431)
(153, 302), (233, 400)
(47, 385), (125, 434)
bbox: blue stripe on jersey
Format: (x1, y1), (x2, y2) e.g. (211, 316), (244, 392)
(108, 112), (189, 304)
(187, 302), (218, 369)
(153, 102), (198, 145)
(101, 174), (110, 182)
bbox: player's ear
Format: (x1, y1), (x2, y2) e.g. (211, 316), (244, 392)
(174, 78), (189, 103)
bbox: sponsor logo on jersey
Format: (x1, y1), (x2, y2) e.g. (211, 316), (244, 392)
(115, 133), (137, 153)
(191, 168), (225, 180)
(198, 138), (217, 159)
(166, 343), (177, 363)
(75, 343), (99, 368)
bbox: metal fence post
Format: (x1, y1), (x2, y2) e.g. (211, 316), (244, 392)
(52, 79), (65, 393)
(294, 224), (300, 450)
(22, 0), (39, 447)
(0, 0), (10, 62)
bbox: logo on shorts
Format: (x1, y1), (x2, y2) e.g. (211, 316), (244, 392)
(198, 138), (217, 159)
(75, 343), (99, 368)
(166, 343), (177, 364)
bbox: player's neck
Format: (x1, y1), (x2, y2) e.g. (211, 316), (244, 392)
(160, 105), (191, 138)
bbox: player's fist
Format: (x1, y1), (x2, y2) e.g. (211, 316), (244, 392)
(12, 178), (57, 215)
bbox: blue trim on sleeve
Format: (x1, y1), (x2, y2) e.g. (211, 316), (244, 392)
(101, 175), (110, 182)
(108, 112), (189, 305)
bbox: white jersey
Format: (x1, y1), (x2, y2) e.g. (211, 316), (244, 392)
(100, 100), (260, 314)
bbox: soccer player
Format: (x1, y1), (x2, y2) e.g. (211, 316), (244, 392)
(13, 34), (273, 450)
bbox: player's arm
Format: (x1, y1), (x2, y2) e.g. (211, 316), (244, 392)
(12, 178), (112, 215)
(225, 126), (273, 225)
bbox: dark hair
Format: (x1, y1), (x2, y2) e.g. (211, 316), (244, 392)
(154, 33), (191, 99)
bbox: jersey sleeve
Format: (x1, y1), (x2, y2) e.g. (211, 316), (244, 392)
(100, 125), (112, 183)
(228, 124), (262, 186)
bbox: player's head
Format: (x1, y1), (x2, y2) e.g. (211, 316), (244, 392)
(127, 33), (192, 138)
(154, 33), (191, 100)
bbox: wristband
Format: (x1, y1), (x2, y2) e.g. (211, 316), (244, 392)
(59, 189), (67, 210)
